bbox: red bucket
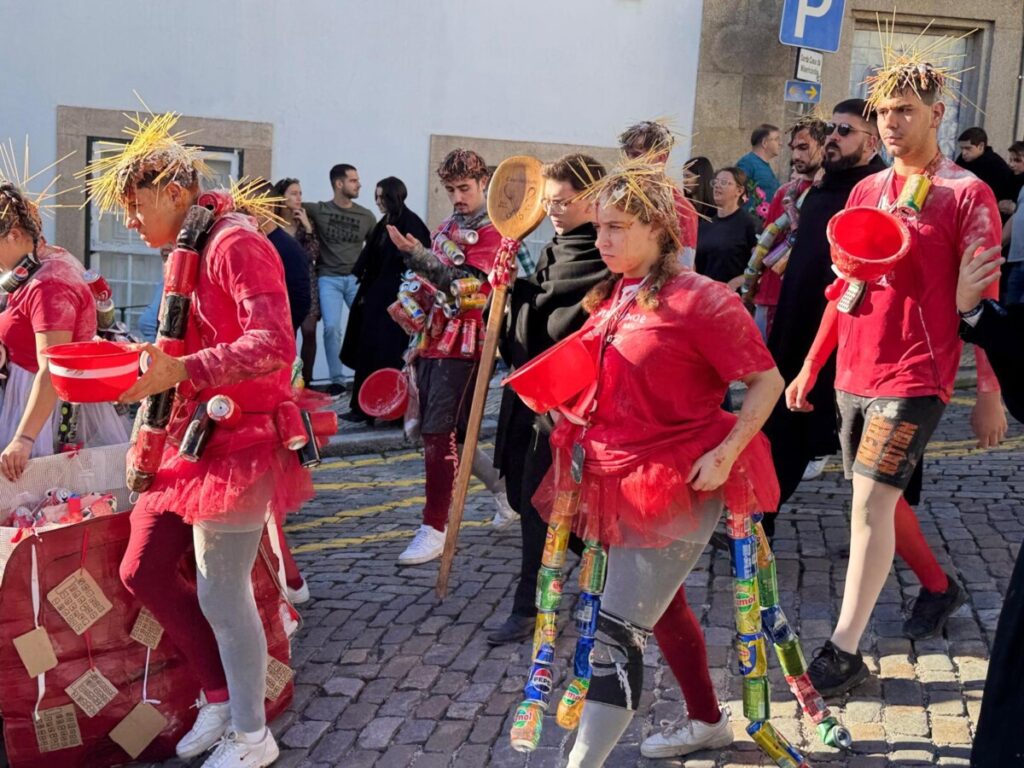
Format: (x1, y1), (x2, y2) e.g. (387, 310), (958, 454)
(827, 206), (911, 282)
(358, 368), (409, 420)
(42, 340), (139, 403)
(502, 330), (599, 414)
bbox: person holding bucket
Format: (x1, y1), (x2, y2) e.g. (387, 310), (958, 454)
(0, 179), (127, 481)
(786, 48), (1007, 697)
(525, 158), (782, 767)
(81, 111), (330, 768)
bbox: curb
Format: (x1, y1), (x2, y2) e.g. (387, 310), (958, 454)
(321, 418), (499, 458)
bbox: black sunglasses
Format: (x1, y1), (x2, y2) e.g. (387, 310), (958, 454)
(825, 122), (873, 138)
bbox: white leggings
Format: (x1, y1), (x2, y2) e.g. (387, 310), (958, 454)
(193, 525), (266, 734)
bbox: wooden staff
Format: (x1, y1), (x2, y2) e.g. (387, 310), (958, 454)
(436, 156), (545, 599)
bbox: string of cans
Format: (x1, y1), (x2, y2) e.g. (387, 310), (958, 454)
(387, 271), (487, 359)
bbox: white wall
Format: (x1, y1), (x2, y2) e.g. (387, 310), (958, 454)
(1, 0), (702, 226)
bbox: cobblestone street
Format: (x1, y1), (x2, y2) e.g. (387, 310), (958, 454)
(181, 394), (1022, 767)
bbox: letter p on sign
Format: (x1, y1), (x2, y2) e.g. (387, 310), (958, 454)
(796, 0), (832, 37)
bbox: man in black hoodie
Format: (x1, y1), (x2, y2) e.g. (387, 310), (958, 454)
(488, 153), (609, 644)
(956, 127), (1015, 212)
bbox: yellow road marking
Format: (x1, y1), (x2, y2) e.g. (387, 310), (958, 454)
(312, 442), (495, 471)
(291, 519), (489, 553)
(314, 478), (425, 491)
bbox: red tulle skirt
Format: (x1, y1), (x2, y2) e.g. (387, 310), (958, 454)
(533, 432), (779, 548)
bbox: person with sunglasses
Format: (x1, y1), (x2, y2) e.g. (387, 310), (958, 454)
(787, 60), (1006, 697)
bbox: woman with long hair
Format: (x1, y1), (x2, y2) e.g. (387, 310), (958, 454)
(0, 181), (127, 480)
(340, 176), (429, 422)
(532, 161), (782, 766)
(272, 177), (320, 384)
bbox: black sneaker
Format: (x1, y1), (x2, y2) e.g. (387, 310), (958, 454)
(902, 574), (966, 640)
(326, 383), (347, 398)
(808, 641), (870, 697)
(340, 410), (373, 425)
(486, 614), (535, 646)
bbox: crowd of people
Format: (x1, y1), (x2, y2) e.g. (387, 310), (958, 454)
(1, 36), (1023, 768)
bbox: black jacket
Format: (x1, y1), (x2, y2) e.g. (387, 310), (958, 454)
(267, 227), (312, 330)
(956, 147), (1016, 203)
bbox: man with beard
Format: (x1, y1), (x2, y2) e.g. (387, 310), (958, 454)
(489, 153), (609, 644)
(758, 100), (888, 542)
(788, 62), (1006, 695)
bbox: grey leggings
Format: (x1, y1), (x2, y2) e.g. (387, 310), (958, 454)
(194, 525), (267, 734)
(567, 503), (720, 768)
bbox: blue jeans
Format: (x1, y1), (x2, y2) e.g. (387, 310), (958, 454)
(1005, 262), (1024, 306)
(319, 274), (359, 383)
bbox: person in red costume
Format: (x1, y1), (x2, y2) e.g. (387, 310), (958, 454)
(83, 114), (320, 768)
(387, 149), (515, 564)
(0, 181), (128, 480)
(787, 57), (1008, 697)
(531, 160), (783, 767)
(618, 121), (699, 270)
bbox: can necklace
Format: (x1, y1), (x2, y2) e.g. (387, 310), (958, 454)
(570, 276), (649, 484)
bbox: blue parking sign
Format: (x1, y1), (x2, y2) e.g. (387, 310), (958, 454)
(779, 0), (846, 53)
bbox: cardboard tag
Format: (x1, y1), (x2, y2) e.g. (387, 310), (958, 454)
(109, 701), (167, 759)
(34, 704), (83, 753)
(47, 568), (112, 635)
(129, 607), (164, 650)
(65, 667), (118, 717)
(13, 625), (58, 678)
(265, 655), (294, 701)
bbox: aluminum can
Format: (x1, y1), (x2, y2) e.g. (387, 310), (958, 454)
(736, 632), (768, 677)
(761, 604), (796, 645)
(0, 252), (41, 293)
(509, 701), (543, 752)
(275, 401), (308, 450)
(535, 566), (563, 612)
(178, 402), (213, 462)
(57, 402), (80, 448)
(296, 411), (322, 467)
(164, 247), (200, 294)
(746, 720), (804, 766)
(158, 293), (190, 339)
(532, 610), (557, 657)
(387, 299), (421, 335)
(142, 389), (175, 428)
(126, 467), (155, 493)
(579, 543), (607, 594)
(427, 306), (447, 338)
(451, 227), (479, 246)
(96, 298), (116, 330)
(83, 270), (113, 302)
(757, 558), (780, 609)
(207, 395), (242, 428)
(450, 277), (482, 297)
(523, 643), (555, 708)
(541, 520), (571, 569)
(436, 318), (461, 355)
(177, 205), (215, 248)
(730, 535), (757, 581)
(460, 319), (477, 357)
(897, 173), (931, 216)
(734, 576), (761, 635)
(437, 236), (465, 265)
(572, 636), (595, 679)
(135, 425), (167, 473)
(399, 293), (426, 321)
(309, 410), (339, 437)
(555, 677), (589, 730)
(786, 673), (828, 723)
(156, 337), (186, 358)
(754, 523), (774, 569)
(742, 676), (771, 722)
(726, 510), (753, 539)
(456, 293), (487, 312)
(552, 489), (581, 518)
(574, 593), (600, 639)
(775, 638), (807, 678)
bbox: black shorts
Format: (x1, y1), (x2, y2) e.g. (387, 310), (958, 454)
(415, 357), (478, 436)
(835, 391), (945, 490)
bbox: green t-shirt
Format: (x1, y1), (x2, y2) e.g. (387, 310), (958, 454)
(303, 200), (377, 276)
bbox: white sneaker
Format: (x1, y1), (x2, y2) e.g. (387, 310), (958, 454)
(640, 708), (733, 758)
(202, 729), (279, 768)
(398, 525), (446, 565)
(490, 491), (519, 530)
(286, 580), (310, 605)
(802, 456), (829, 481)
(176, 697), (231, 759)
